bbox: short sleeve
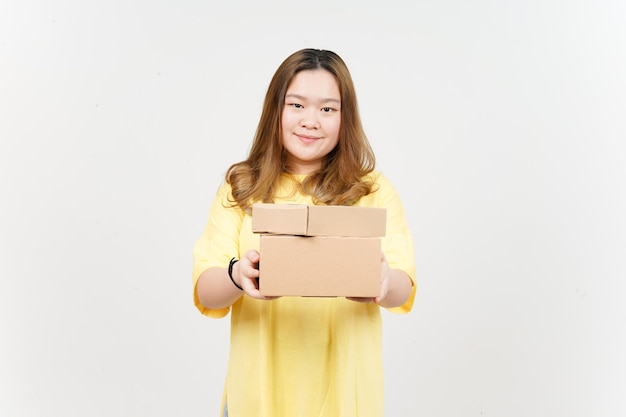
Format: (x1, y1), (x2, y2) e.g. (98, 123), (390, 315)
(192, 182), (244, 318)
(370, 172), (417, 314)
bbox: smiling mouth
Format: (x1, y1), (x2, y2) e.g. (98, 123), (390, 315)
(296, 133), (320, 141)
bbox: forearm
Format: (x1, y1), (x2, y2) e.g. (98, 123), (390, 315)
(196, 266), (244, 309)
(377, 269), (413, 308)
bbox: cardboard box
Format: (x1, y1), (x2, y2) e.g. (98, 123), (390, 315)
(258, 235), (381, 297)
(252, 203), (386, 237)
(252, 204), (386, 297)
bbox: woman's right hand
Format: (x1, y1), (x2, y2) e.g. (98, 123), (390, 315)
(237, 249), (280, 300)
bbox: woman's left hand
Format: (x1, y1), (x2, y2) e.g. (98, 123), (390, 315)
(346, 251), (391, 304)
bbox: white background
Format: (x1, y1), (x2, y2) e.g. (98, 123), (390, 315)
(1, 1), (625, 416)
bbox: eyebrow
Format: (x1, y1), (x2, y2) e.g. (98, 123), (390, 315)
(285, 93), (341, 104)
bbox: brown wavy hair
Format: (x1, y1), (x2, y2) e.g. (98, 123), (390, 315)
(226, 48), (376, 212)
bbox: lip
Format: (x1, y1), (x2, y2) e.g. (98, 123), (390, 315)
(295, 133), (321, 143)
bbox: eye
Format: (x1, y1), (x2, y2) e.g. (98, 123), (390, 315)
(321, 107), (334, 113)
(288, 103), (303, 109)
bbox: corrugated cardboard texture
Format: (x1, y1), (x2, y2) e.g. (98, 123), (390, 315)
(258, 235), (381, 297)
(252, 203), (386, 237)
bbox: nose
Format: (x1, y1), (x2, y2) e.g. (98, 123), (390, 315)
(300, 109), (320, 129)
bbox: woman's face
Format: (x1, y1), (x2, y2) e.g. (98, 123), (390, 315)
(281, 69), (341, 175)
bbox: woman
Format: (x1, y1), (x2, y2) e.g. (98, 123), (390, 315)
(192, 48), (417, 417)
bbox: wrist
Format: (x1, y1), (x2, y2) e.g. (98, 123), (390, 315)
(228, 257), (243, 291)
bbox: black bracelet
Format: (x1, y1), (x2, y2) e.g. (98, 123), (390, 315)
(228, 257), (243, 291)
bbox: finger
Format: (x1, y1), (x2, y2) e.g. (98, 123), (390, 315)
(240, 275), (260, 297)
(244, 249), (261, 266)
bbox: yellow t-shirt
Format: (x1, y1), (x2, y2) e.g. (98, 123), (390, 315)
(192, 171), (417, 417)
